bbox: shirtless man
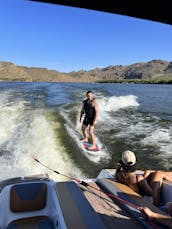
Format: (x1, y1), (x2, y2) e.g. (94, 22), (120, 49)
(80, 91), (99, 150)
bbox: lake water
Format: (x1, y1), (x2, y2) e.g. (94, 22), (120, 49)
(0, 82), (172, 181)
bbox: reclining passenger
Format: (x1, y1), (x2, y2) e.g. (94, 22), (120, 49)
(115, 150), (172, 206)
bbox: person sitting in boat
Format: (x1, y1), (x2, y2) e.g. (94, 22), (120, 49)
(140, 205), (172, 229)
(115, 150), (172, 206)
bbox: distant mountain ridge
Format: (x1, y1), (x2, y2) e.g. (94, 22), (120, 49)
(87, 60), (172, 80)
(0, 59), (172, 82)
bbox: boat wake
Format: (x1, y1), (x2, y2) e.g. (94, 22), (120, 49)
(60, 94), (139, 163)
(0, 90), (85, 181)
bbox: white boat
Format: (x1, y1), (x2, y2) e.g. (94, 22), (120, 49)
(1, 2), (171, 229)
(0, 167), (171, 229)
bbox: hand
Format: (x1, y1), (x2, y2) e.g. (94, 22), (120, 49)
(116, 163), (122, 170)
(139, 207), (155, 219)
(93, 120), (97, 125)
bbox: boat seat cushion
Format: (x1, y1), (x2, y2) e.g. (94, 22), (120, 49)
(6, 216), (55, 229)
(10, 182), (47, 212)
(55, 181), (106, 229)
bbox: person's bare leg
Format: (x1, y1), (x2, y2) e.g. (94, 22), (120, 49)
(162, 171), (172, 182)
(150, 170), (164, 206)
(151, 181), (161, 206)
(88, 125), (96, 149)
(151, 171), (172, 206)
(137, 175), (153, 196)
(143, 170), (155, 179)
(80, 124), (88, 142)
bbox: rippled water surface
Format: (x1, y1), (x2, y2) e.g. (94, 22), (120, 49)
(0, 82), (172, 180)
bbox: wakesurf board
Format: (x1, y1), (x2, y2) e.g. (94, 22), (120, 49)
(82, 141), (101, 152)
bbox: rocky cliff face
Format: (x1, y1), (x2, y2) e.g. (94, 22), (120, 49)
(0, 59), (171, 82)
(86, 60), (172, 80)
(0, 62), (32, 81)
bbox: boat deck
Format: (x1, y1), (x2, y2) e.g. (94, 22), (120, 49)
(80, 178), (167, 229)
(0, 172), (170, 229)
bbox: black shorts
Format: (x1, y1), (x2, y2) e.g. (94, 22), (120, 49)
(83, 117), (94, 126)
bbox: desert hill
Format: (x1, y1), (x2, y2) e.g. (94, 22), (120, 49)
(0, 59), (172, 83)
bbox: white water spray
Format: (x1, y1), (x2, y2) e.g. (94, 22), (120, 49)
(0, 90), (85, 181)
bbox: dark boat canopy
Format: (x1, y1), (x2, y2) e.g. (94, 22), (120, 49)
(30, 0), (172, 26)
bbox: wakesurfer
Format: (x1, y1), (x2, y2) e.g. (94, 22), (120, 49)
(80, 91), (99, 150)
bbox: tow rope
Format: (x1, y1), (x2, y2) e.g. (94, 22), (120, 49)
(32, 156), (159, 229)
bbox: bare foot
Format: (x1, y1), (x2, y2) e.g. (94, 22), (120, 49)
(88, 145), (97, 150)
(80, 138), (88, 142)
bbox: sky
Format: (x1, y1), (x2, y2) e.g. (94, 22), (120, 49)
(0, 0), (172, 73)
